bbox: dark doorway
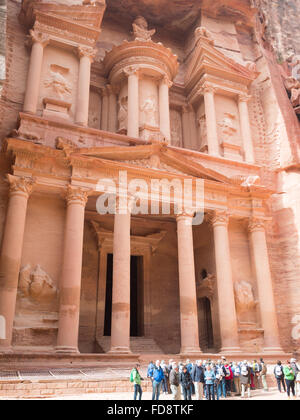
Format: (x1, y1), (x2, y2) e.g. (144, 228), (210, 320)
(198, 297), (214, 349)
(104, 254), (144, 337)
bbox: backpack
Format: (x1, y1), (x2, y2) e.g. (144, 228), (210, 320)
(234, 366), (240, 376)
(225, 366), (231, 377)
(275, 365), (283, 376)
(241, 365), (248, 376)
(130, 369), (135, 383)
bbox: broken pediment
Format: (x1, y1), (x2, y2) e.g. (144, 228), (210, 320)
(185, 27), (258, 91)
(67, 141), (232, 184)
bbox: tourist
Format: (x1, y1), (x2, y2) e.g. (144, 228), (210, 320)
(168, 359), (174, 371)
(240, 361), (251, 399)
(147, 360), (155, 383)
(251, 360), (259, 389)
(232, 362), (241, 396)
(274, 361), (286, 393)
(204, 365), (216, 400)
(224, 362), (233, 396)
(185, 359), (194, 395)
(290, 358), (299, 382)
(180, 365), (193, 400)
(283, 360), (296, 399)
(161, 360), (169, 395)
(169, 362), (181, 400)
(130, 363), (143, 400)
(259, 358), (268, 392)
(296, 369), (300, 397)
(191, 360), (205, 400)
(150, 360), (164, 401)
(216, 360), (226, 399)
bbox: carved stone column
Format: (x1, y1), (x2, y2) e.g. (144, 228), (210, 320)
(238, 94), (255, 164)
(23, 30), (49, 114)
(159, 75), (172, 143)
(125, 66), (139, 138)
(177, 213), (201, 354)
(101, 86), (109, 131)
(75, 46), (95, 126)
(0, 175), (34, 351)
(109, 200), (131, 353)
(56, 186), (89, 353)
(107, 85), (118, 133)
(210, 211), (240, 352)
(248, 218), (283, 352)
(201, 84), (219, 157)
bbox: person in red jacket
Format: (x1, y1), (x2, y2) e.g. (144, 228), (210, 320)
(224, 363), (233, 396)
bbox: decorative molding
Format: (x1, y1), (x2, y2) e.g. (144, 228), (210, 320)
(78, 46), (97, 61)
(27, 29), (50, 47)
(209, 210), (229, 227)
(248, 217), (266, 233)
(64, 185), (89, 207)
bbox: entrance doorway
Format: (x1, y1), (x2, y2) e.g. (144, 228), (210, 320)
(197, 297), (214, 349)
(104, 254), (144, 337)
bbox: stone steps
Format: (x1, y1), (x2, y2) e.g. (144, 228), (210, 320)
(96, 336), (163, 354)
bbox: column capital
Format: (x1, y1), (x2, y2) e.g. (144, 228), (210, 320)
(6, 175), (34, 197)
(123, 65), (140, 78)
(77, 46), (96, 62)
(209, 210), (229, 227)
(64, 185), (89, 207)
(176, 212), (195, 224)
(248, 217), (266, 233)
(28, 29), (50, 48)
(238, 93), (251, 103)
(182, 104), (193, 114)
(200, 82), (216, 95)
(160, 74), (173, 88)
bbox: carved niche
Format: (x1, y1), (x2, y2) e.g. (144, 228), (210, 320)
(44, 64), (72, 99)
(19, 264), (57, 302)
(140, 95), (157, 127)
(234, 280), (257, 325)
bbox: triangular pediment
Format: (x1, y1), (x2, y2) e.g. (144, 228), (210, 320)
(64, 141), (232, 184)
(185, 36), (257, 89)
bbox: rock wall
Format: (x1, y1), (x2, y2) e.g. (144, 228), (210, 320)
(0, 0), (6, 95)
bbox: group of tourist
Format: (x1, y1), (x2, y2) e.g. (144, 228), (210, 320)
(130, 357), (300, 400)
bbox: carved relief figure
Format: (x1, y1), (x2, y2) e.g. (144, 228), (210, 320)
(140, 96), (157, 126)
(170, 109), (182, 147)
(44, 66), (72, 99)
(19, 264), (57, 302)
(132, 16), (156, 42)
(198, 115), (207, 151)
(118, 96), (128, 131)
(234, 281), (256, 312)
(218, 112), (237, 141)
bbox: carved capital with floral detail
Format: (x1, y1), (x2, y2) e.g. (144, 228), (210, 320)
(6, 174), (35, 198)
(238, 93), (251, 103)
(65, 185), (89, 207)
(78, 46), (97, 62)
(199, 82), (216, 95)
(194, 26), (215, 45)
(248, 217), (266, 233)
(160, 74), (173, 89)
(209, 210), (229, 228)
(27, 29), (50, 47)
(123, 65), (140, 78)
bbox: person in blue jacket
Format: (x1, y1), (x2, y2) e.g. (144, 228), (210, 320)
(204, 365), (216, 400)
(147, 361), (155, 383)
(150, 360), (165, 400)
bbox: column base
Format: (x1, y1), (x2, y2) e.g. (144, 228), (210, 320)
(55, 346), (80, 354)
(108, 346), (132, 354)
(262, 347), (285, 355)
(220, 346), (242, 354)
(180, 347), (202, 355)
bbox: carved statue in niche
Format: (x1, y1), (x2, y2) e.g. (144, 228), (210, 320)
(132, 16), (156, 42)
(170, 109), (182, 147)
(44, 65), (72, 99)
(118, 96), (128, 132)
(140, 96), (157, 127)
(19, 264), (57, 302)
(198, 115), (207, 151)
(234, 280), (256, 313)
(218, 112), (237, 141)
